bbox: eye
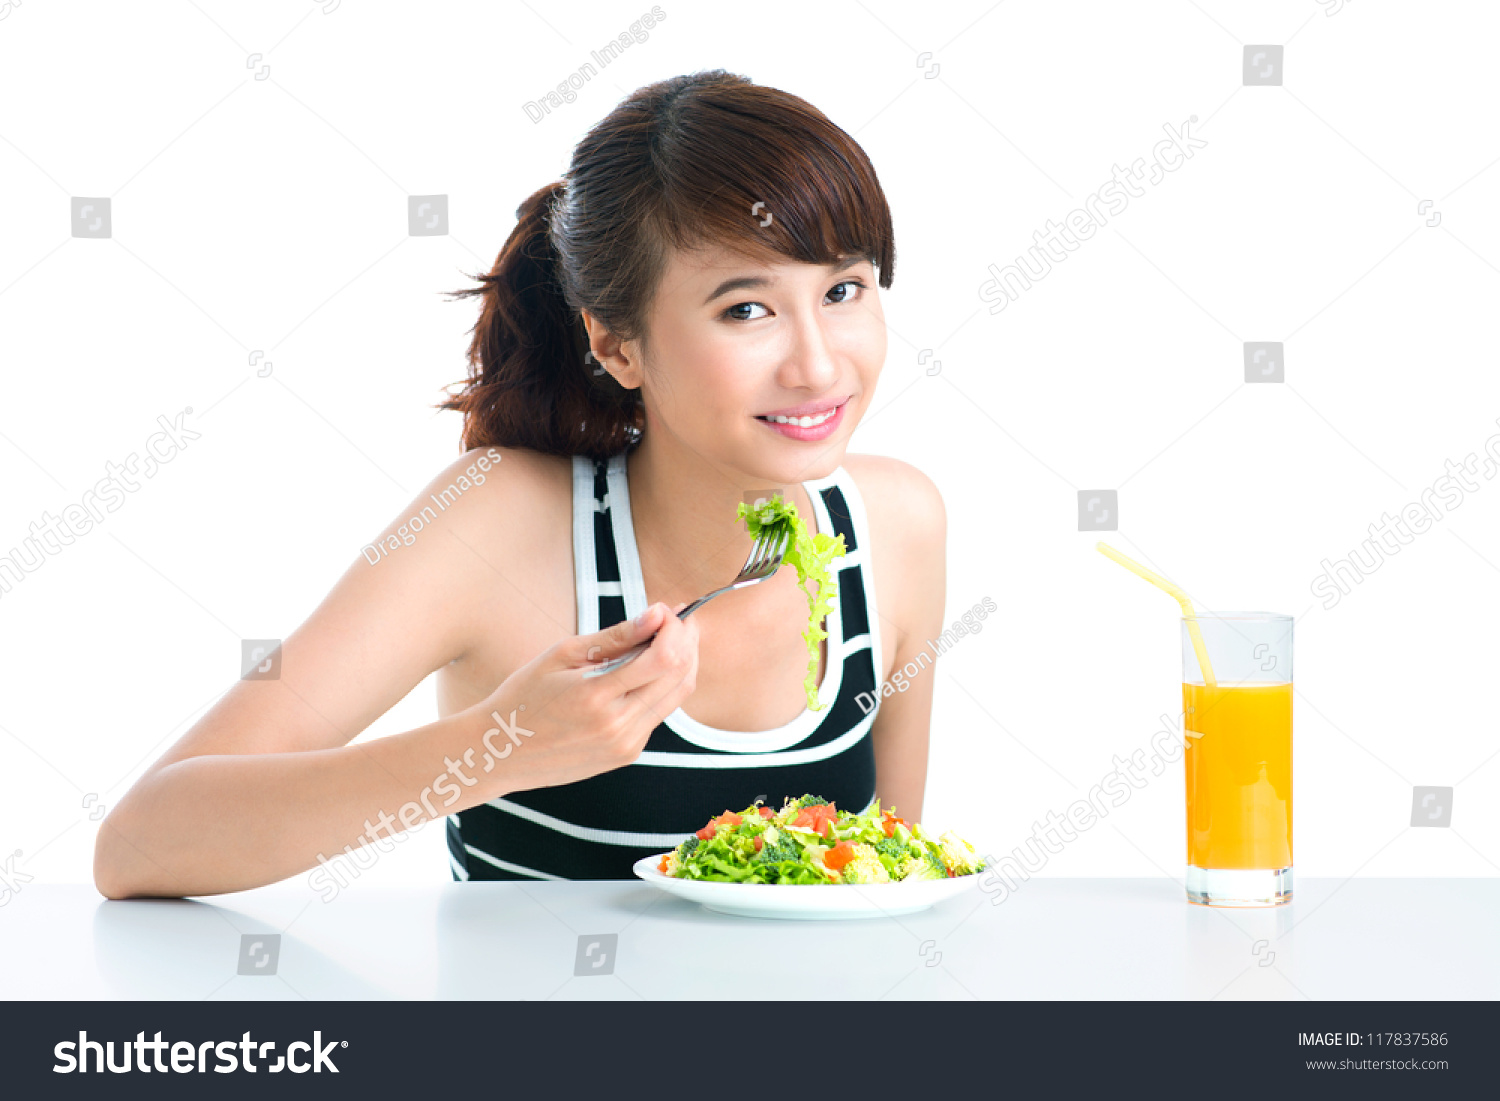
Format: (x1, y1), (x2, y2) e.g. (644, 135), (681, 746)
(826, 279), (866, 305)
(722, 300), (769, 322)
(720, 279), (868, 322)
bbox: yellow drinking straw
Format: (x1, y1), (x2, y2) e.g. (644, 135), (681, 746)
(1095, 542), (1217, 688)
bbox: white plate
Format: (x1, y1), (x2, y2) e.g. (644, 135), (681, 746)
(632, 854), (983, 920)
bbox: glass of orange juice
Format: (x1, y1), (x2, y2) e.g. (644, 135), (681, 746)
(1181, 612), (1293, 907)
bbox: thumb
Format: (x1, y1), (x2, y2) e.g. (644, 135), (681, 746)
(570, 602), (667, 666)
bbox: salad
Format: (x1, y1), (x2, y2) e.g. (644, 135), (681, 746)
(737, 493), (846, 711)
(657, 794), (986, 885)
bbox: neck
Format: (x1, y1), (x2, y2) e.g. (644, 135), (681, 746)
(624, 425), (818, 605)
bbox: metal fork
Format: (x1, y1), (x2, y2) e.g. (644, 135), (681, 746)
(583, 519), (792, 678)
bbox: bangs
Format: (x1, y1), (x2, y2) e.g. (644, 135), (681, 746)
(643, 87), (895, 287)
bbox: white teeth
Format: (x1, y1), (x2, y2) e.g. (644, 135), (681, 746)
(766, 406), (836, 427)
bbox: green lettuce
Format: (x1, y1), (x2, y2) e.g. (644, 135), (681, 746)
(664, 796), (988, 884)
(737, 492), (847, 711)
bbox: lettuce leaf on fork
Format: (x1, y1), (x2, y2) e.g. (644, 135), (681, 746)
(736, 492), (847, 711)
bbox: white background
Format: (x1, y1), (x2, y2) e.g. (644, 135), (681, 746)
(1, 0), (1496, 897)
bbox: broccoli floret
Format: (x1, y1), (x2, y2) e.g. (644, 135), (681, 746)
(796, 794), (830, 808)
(874, 836), (908, 861)
(677, 836), (700, 860)
(924, 845), (949, 875)
(755, 837), (801, 865)
(896, 845), (948, 882)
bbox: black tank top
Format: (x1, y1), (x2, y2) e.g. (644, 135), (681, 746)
(447, 450), (882, 880)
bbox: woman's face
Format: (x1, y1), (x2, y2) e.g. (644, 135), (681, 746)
(624, 243), (886, 485)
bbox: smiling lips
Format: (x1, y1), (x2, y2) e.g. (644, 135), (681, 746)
(755, 398), (850, 441)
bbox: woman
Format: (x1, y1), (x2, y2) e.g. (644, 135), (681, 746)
(94, 70), (945, 897)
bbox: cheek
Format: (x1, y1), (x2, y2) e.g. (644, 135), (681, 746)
(680, 336), (764, 405)
(864, 320), (888, 367)
(644, 317), (721, 397)
(836, 313), (886, 372)
(645, 347), (756, 428)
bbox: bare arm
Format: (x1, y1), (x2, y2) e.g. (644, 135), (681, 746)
(96, 704), (509, 898)
(94, 448), (699, 899)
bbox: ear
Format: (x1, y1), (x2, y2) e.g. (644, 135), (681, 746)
(580, 310), (643, 390)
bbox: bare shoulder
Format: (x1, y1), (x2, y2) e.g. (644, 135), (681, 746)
(839, 452), (946, 544)
(403, 441), (572, 575)
(403, 444), (570, 543)
(354, 443), (575, 660)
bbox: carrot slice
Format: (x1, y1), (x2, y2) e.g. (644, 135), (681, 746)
(824, 841), (858, 871)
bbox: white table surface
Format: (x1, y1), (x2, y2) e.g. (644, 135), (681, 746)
(2, 878), (1496, 1000)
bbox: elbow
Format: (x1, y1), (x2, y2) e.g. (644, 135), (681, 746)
(93, 857), (130, 902)
(95, 877), (135, 902)
(91, 810), (171, 900)
(92, 815), (133, 899)
(91, 772), (195, 900)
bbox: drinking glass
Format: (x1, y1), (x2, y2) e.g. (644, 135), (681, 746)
(1181, 612), (1293, 907)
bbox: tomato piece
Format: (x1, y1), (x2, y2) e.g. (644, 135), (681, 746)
(697, 811), (744, 840)
(758, 806), (775, 818)
(823, 841), (857, 871)
(881, 810), (906, 838)
(791, 803), (839, 844)
(696, 810), (742, 840)
(792, 803), (838, 836)
(753, 835), (764, 852)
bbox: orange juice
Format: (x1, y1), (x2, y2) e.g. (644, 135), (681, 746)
(1182, 682), (1292, 870)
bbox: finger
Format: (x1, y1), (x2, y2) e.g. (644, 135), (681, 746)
(622, 610), (699, 723)
(632, 658), (698, 734)
(563, 603), (666, 668)
(601, 605), (693, 697)
(635, 614), (700, 723)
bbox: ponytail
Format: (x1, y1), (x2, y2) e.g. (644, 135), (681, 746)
(439, 181), (643, 460)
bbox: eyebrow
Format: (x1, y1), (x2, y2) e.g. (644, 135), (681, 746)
(702, 255), (866, 307)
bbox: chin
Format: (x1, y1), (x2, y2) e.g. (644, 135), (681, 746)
(746, 445), (846, 488)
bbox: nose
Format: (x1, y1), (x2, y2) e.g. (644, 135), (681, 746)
(776, 309), (841, 394)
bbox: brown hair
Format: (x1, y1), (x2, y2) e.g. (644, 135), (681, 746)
(438, 69), (896, 461)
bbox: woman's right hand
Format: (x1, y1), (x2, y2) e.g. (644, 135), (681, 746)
(475, 602), (700, 792)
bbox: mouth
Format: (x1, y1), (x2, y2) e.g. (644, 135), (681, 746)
(754, 397), (851, 441)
